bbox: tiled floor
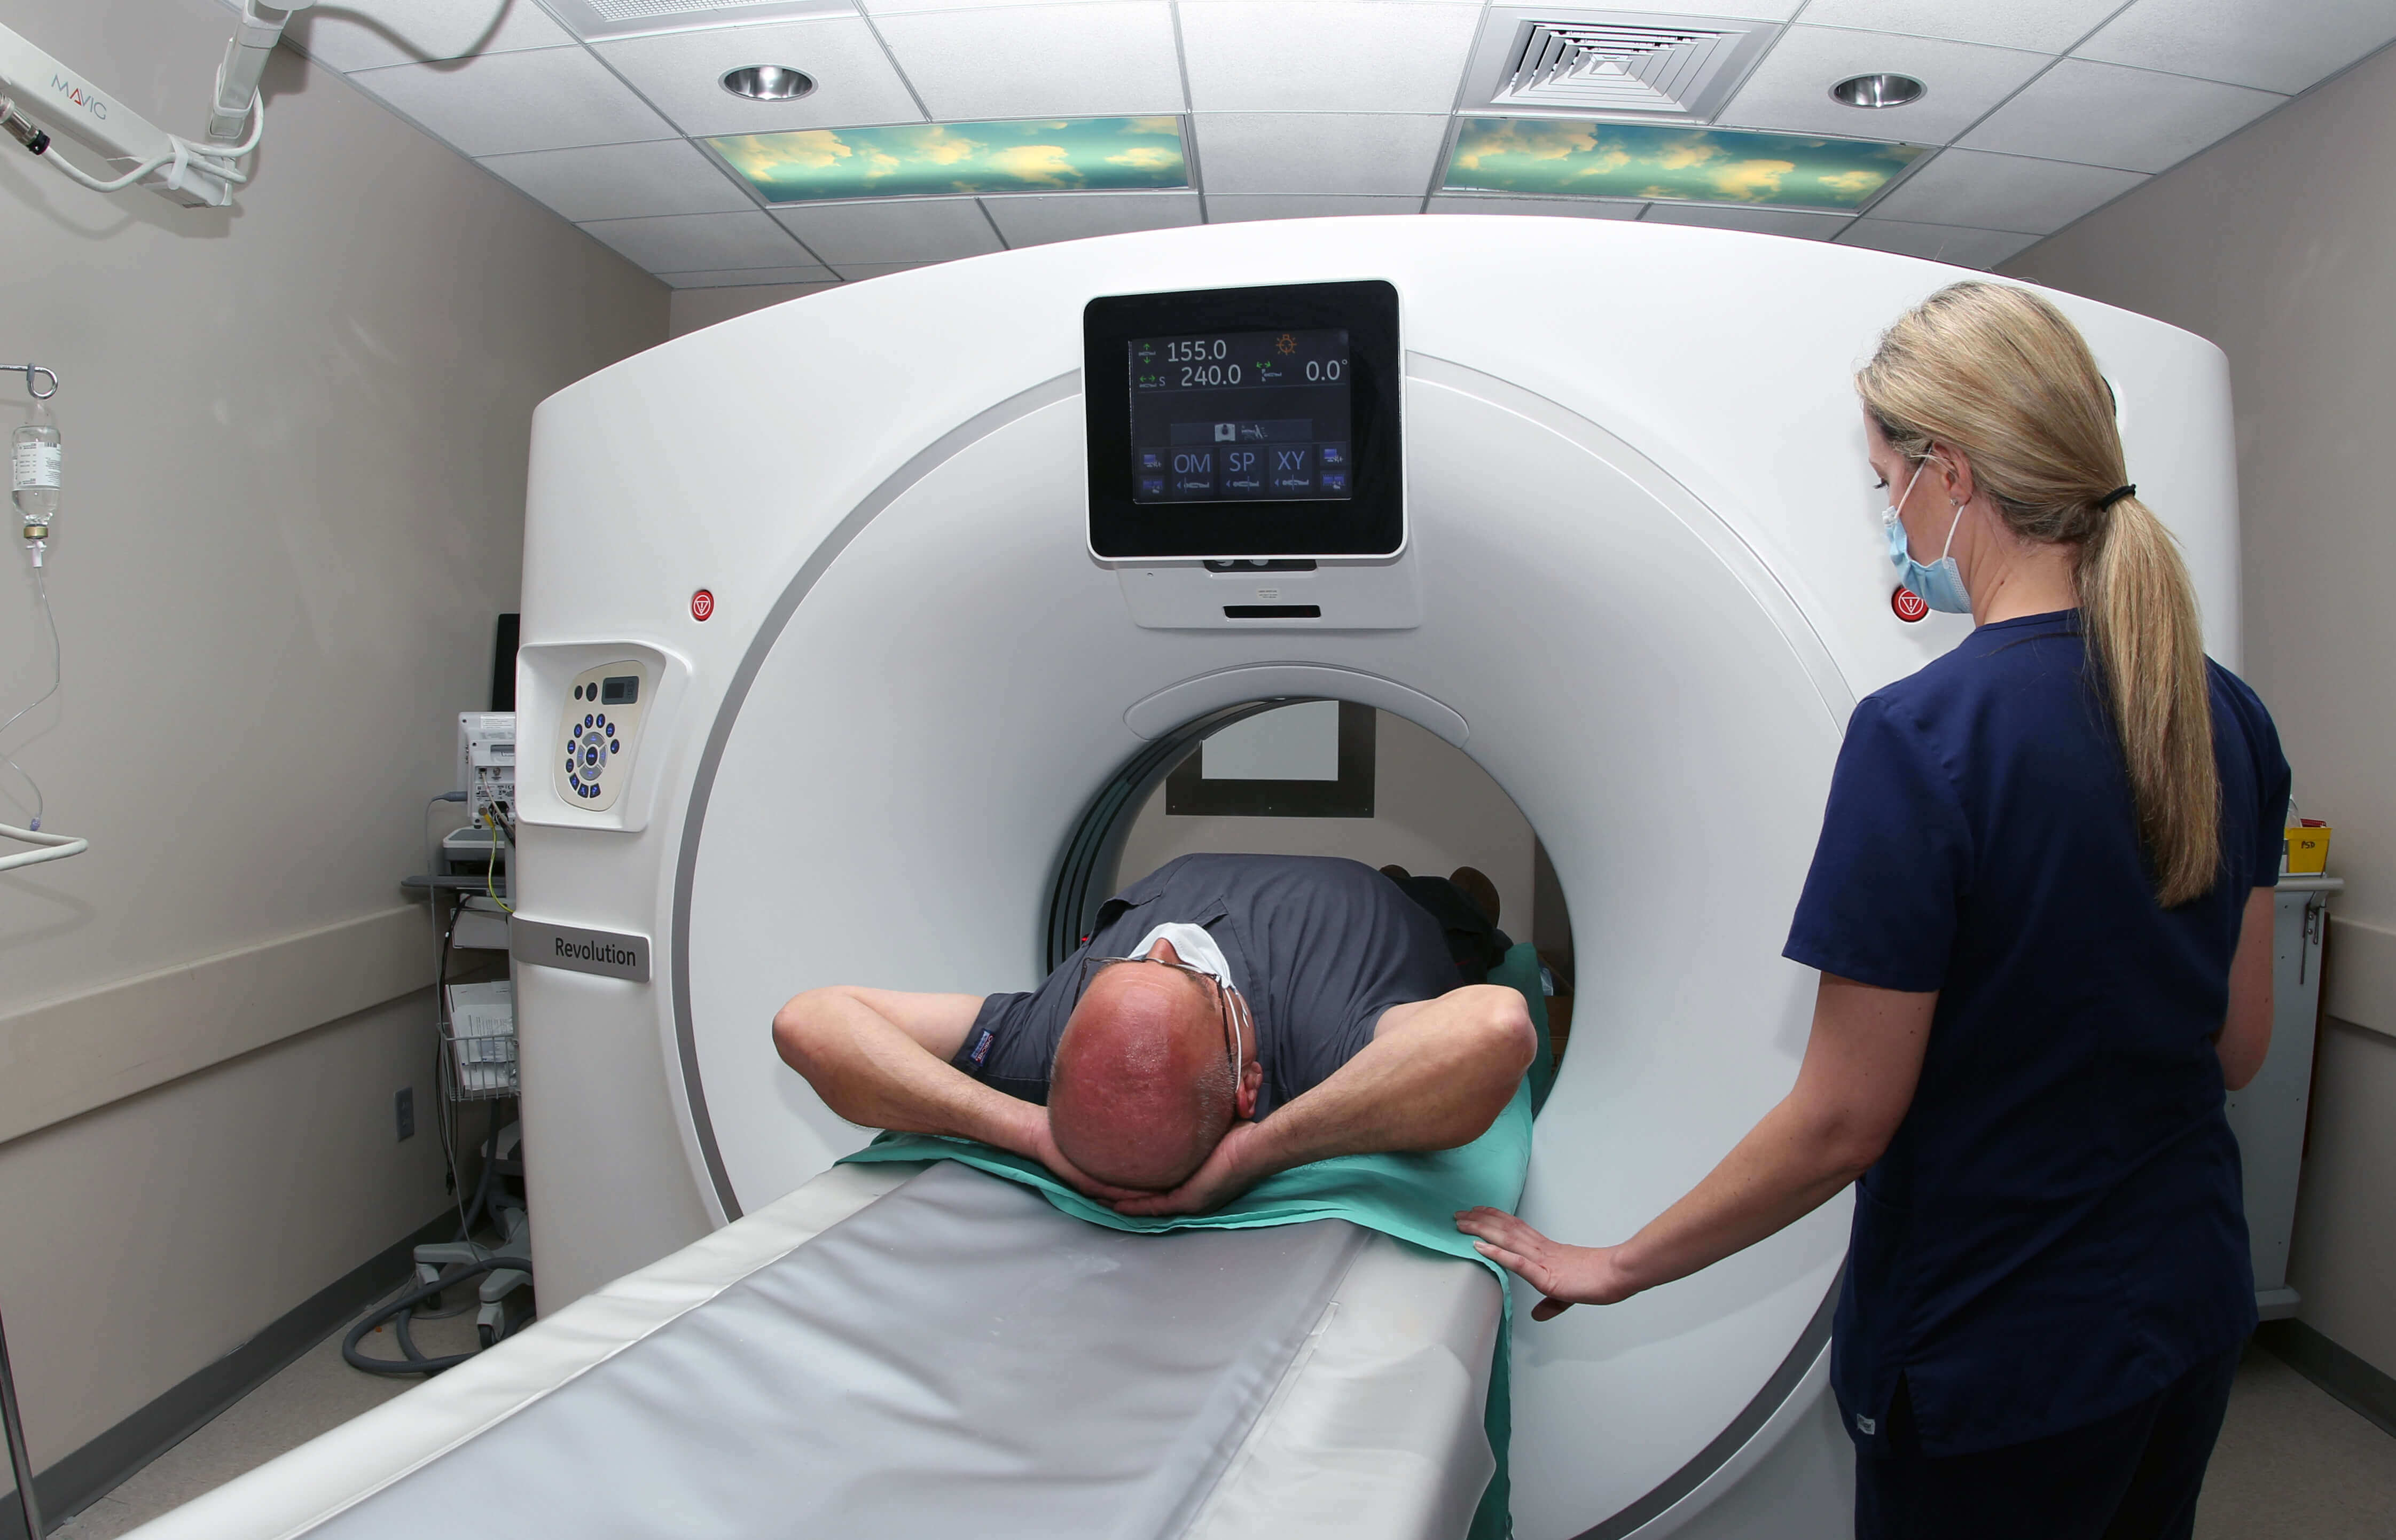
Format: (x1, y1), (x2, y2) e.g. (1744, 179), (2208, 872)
(46, 1325), (2396, 1536)
(2193, 1345), (2396, 1538)
(52, 1288), (483, 1539)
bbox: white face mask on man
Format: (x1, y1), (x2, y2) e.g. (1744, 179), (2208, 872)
(1127, 922), (1249, 1069)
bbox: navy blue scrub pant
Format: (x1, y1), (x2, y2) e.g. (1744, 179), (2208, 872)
(1854, 1348), (2242, 1540)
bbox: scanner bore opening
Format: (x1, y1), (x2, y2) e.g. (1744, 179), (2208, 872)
(1045, 698), (1576, 1059)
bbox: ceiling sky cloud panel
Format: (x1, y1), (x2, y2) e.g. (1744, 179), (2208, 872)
(1445, 120), (1926, 210)
(706, 116), (1191, 203)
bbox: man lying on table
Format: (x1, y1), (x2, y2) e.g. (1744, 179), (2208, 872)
(772, 853), (1537, 1215)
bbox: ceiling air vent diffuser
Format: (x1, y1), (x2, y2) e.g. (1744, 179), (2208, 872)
(1463, 8), (1779, 121)
(543, 0), (847, 42)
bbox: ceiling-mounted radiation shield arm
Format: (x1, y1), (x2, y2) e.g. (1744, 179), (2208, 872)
(0, 2), (312, 208)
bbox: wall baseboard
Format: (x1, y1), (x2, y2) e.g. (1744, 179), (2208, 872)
(0, 1209), (458, 1539)
(2256, 1319), (2396, 1440)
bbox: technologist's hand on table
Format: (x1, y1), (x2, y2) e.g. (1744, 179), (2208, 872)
(1453, 1208), (1642, 1318)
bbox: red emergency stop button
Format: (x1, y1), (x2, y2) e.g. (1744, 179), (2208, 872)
(1891, 586), (1929, 623)
(692, 588), (715, 622)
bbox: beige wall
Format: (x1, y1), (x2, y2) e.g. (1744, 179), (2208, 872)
(668, 281), (836, 339)
(1116, 710), (1541, 942)
(0, 0), (665, 1468)
(2003, 43), (2396, 1375)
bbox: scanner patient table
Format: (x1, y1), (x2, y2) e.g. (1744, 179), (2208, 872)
(128, 1160), (1503, 1540)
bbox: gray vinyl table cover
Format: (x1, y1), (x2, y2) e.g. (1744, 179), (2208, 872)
(310, 1162), (1371, 1538)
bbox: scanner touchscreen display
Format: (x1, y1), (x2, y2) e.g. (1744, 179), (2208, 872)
(1129, 329), (1352, 504)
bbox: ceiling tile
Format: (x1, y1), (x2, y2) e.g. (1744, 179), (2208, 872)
(983, 191), (1204, 246)
(1424, 193), (1647, 219)
(1792, 0), (2118, 54)
(545, 0), (856, 42)
(1958, 59), (2283, 174)
(280, 0), (575, 73)
(1192, 113), (1450, 197)
(593, 17), (924, 138)
(1866, 147), (2144, 233)
(1835, 217), (2040, 269)
(579, 210), (816, 272)
(1716, 26), (2049, 143)
(1588, 0), (1804, 14)
(863, 0), (1120, 10)
(348, 47), (677, 158)
(1640, 202), (1852, 238)
(772, 198), (1004, 264)
(2077, 0), (2396, 96)
(1178, 2), (1484, 113)
(481, 139), (758, 222)
(875, 3), (1185, 119)
(660, 268), (845, 290)
(1206, 195), (1424, 222)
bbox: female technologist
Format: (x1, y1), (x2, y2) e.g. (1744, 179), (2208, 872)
(1458, 281), (2290, 1539)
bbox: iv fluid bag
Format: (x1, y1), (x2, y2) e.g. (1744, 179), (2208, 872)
(12, 401), (59, 524)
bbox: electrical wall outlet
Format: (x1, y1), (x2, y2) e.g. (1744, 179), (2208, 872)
(396, 1086), (416, 1142)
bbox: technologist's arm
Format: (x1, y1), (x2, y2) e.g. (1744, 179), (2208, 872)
(2214, 885), (2275, 1091)
(1111, 983), (1538, 1217)
(771, 987), (1145, 1201)
(1456, 972), (1932, 1319)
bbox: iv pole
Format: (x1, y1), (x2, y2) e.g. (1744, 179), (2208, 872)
(0, 361), (64, 1535)
(0, 1300), (38, 1537)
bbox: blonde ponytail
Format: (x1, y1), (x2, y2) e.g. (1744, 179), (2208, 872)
(1858, 282), (2220, 907)
(2077, 494), (2219, 905)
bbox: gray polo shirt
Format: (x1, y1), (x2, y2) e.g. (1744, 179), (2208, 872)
(952, 854), (1459, 1120)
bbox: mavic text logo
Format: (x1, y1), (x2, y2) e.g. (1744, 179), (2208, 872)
(50, 74), (108, 120)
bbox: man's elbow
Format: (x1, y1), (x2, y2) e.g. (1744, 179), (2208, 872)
(1463, 985), (1540, 1079)
(771, 989), (840, 1074)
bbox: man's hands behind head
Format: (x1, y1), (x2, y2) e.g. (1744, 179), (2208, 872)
(1105, 1120), (1273, 1217)
(1022, 1114), (1158, 1207)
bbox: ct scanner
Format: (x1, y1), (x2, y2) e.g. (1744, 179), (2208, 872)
(130, 217), (2242, 1540)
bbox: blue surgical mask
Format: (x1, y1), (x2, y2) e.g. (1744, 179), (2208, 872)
(1883, 457), (1972, 614)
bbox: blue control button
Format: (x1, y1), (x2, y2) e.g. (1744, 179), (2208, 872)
(585, 714), (594, 728)
(609, 740), (620, 753)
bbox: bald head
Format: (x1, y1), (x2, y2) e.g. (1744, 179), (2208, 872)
(1048, 958), (1235, 1191)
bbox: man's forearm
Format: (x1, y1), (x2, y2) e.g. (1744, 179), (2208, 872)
(774, 989), (1040, 1156)
(1245, 985), (1534, 1177)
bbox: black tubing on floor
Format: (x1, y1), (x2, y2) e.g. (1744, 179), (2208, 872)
(343, 1257), (531, 1378)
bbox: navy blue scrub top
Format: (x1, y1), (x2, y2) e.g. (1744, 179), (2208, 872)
(1784, 610), (2290, 1458)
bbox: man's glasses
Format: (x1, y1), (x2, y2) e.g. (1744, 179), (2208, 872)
(1074, 952), (1250, 1085)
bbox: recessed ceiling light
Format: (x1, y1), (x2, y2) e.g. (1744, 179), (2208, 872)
(721, 65), (816, 103)
(1831, 73), (1925, 109)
